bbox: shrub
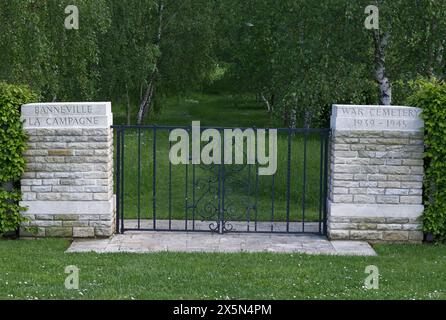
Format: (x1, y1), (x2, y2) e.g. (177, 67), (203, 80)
(408, 79), (446, 242)
(0, 82), (37, 236)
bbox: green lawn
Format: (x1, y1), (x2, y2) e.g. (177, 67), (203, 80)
(113, 93), (281, 128)
(0, 239), (445, 300)
(113, 94), (328, 223)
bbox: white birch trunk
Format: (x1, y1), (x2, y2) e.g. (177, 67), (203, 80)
(137, 1), (164, 124)
(260, 93), (272, 113)
(373, 30), (392, 105)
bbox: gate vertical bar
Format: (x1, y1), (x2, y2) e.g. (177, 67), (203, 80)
(137, 127), (141, 229)
(301, 130), (308, 232)
(286, 128), (292, 232)
(271, 173), (275, 232)
(184, 128), (189, 231)
(254, 162), (259, 232)
(323, 130), (330, 235)
(115, 128), (121, 234)
(168, 129), (172, 230)
(221, 128), (225, 234)
(192, 163), (196, 230)
(185, 163), (188, 230)
(120, 128), (125, 233)
(246, 165), (251, 232)
(318, 131), (324, 234)
(152, 126), (157, 230)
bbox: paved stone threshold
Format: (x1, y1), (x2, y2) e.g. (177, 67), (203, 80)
(67, 232), (377, 256)
(122, 220), (322, 233)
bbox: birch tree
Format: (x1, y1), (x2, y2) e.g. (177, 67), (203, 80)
(135, 0), (216, 124)
(100, 0), (158, 124)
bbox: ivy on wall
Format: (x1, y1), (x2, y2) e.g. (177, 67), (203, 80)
(0, 82), (37, 236)
(408, 79), (446, 242)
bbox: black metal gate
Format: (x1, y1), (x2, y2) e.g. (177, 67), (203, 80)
(113, 125), (330, 235)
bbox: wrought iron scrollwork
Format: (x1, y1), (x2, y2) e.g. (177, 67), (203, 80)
(193, 160), (255, 233)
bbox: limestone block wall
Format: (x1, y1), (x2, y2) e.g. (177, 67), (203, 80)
(328, 105), (425, 243)
(20, 103), (115, 238)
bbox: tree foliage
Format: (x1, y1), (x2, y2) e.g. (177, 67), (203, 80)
(0, 0), (445, 125)
(0, 0), (110, 101)
(212, 0), (446, 126)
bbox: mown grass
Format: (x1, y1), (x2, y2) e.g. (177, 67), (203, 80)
(113, 94), (280, 128)
(0, 239), (445, 300)
(113, 94), (327, 223)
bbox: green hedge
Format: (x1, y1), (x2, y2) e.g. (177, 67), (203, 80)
(0, 82), (37, 236)
(408, 79), (446, 242)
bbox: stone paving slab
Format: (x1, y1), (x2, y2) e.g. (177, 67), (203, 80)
(67, 232), (377, 256)
(123, 219), (322, 233)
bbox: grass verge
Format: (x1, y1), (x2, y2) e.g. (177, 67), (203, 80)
(0, 239), (445, 300)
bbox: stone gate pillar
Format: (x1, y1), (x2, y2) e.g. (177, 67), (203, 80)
(328, 105), (424, 243)
(20, 102), (115, 238)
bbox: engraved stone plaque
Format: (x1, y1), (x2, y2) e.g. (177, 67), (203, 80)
(21, 102), (112, 128)
(331, 105), (424, 131)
